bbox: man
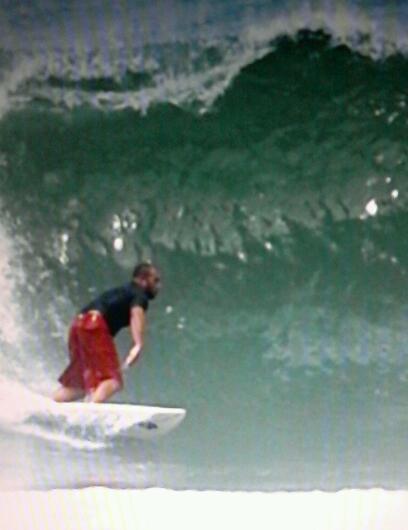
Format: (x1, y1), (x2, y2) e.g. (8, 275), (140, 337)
(53, 262), (161, 403)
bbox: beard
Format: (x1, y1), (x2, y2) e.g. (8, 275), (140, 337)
(145, 288), (158, 300)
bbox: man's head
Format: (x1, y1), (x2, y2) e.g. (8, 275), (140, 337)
(132, 262), (161, 299)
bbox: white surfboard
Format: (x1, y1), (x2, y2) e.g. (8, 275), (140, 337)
(26, 400), (186, 441)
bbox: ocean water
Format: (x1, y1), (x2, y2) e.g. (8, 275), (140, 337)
(0, 0), (407, 527)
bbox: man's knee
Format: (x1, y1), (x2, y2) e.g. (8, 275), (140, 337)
(90, 377), (122, 403)
(53, 386), (85, 402)
(108, 378), (122, 393)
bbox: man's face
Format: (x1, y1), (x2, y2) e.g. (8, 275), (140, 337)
(144, 268), (161, 299)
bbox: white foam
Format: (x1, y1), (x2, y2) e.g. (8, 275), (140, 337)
(0, 379), (50, 424)
(0, 56), (41, 118)
(0, 378), (184, 448)
(0, 221), (24, 348)
(15, 423), (106, 450)
(0, 487), (406, 530)
(1, 2), (408, 116)
(0, 380), (106, 448)
(0, 214), (67, 390)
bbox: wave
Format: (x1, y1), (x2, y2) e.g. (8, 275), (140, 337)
(1, 2), (407, 492)
(1, 1), (408, 115)
(1, 26), (407, 381)
(1, 34), (407, 258)
(0, 3), (406, 413)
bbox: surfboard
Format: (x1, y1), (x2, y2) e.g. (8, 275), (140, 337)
(26, 400), (186, 441)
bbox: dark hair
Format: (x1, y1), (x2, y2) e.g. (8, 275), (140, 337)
(132, 262), (154, 279)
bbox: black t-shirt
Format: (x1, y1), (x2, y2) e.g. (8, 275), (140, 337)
(81, 282), (149, 336)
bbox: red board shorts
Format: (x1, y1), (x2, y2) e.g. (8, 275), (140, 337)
(58, 310), (123, 393)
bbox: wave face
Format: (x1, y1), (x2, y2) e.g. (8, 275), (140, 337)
(0, 1), (408, 491)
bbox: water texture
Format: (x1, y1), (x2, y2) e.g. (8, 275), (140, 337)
(0, 0), (407, 492)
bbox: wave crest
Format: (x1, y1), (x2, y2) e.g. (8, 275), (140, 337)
(1, 0), (408, 115)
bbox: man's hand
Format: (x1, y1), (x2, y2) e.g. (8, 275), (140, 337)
(123, 306), (145, 372)
(123, 343), (142, 371)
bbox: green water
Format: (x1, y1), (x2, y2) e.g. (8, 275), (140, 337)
(0, 28), (407, 489)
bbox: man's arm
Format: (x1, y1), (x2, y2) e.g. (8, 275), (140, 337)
(123, 306), (146, 369)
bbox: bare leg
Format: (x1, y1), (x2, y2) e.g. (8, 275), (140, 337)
(90, 378), (122, 403)
(53, 386), (85, 403)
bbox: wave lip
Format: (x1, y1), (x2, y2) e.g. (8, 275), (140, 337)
(1, 1), (408, 115)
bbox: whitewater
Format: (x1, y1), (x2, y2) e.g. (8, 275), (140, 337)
(0, 488), (407, 530)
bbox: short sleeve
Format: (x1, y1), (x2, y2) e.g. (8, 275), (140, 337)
(130, 291), (149, 312)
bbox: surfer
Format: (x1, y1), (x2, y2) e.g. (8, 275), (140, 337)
(53, 262), (161, 403)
